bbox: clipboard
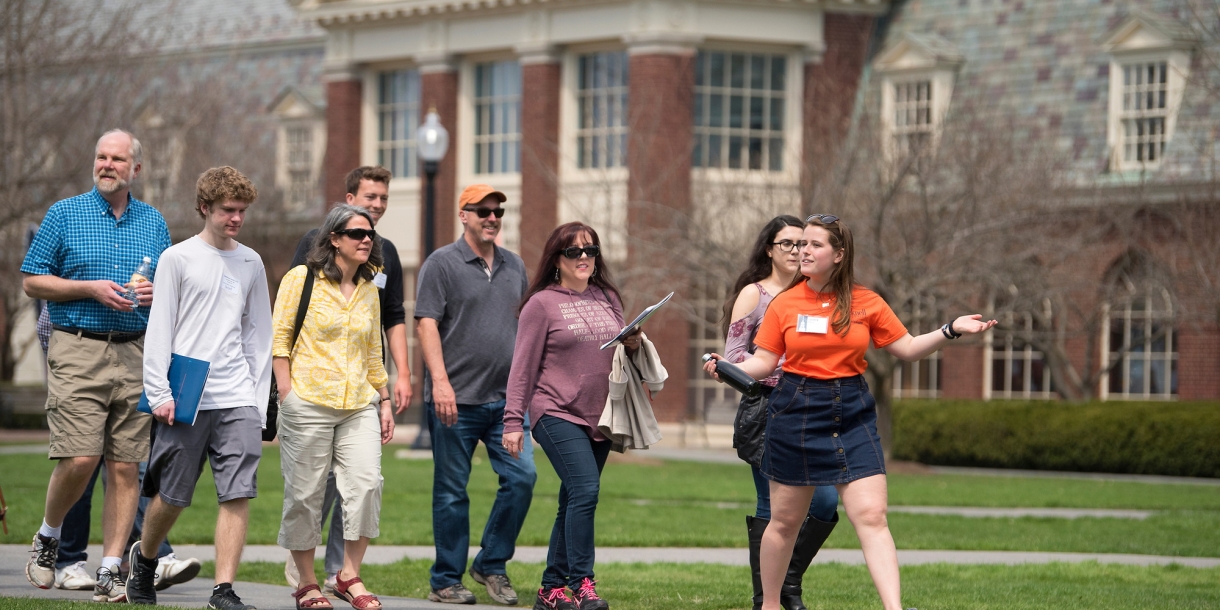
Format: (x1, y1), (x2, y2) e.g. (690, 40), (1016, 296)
(600, 292), (674, 350)
(138, 353), (211, 425)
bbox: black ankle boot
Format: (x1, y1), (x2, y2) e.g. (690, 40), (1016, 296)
(746, 515), (769, 610)
(779, 513), (838, 610)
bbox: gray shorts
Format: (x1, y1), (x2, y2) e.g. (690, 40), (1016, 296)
(143, 406), (262, 507)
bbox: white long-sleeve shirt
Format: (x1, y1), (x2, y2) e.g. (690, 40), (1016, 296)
(143, 235), (273, 426)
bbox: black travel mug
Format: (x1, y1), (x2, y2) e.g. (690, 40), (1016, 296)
(703, 354), (763, 397)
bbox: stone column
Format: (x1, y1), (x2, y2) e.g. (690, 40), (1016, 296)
(626, 38), (696, 424)
(518, 47), (562, 272)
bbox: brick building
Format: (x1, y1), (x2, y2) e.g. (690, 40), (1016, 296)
(289, 0), (1220, 419)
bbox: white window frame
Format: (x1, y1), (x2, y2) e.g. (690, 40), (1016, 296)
(1099, 289), (1178, 401)
(470, 59), (522, 176)
(692, 48), (796, 176)
(689, 45), (803, 186)
(373, 68), (423, 180)
(574, 50), (630, 171)
(983, 311), (1054, 400)
(892, 296), (941, 399)
(879, 71), (955, 164)
(457, 54), (522, 250)
(269, 90), (326, 215)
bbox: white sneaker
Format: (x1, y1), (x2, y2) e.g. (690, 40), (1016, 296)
(284, 555), (301, 589)
(55, 560), (97, 590)
(323, 573), (337, 595)
(153, 553), (201, 591)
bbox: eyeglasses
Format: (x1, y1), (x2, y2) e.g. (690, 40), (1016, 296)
(464, 206), (506, 219)
(806, 214), (839, 225)
(561, 245), (600, 259)
(771, 240), (808, 253)
(333, 228), (376, 241)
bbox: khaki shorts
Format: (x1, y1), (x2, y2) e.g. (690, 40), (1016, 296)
(45, 330), (150, 462)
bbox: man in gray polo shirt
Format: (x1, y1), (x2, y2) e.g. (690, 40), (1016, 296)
(415, 183), (536, 606)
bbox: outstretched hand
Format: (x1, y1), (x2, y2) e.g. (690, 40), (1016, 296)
(952, 314), (998, 336)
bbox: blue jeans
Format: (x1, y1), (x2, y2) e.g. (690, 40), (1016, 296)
(59, 460), (172, 568)
(428, 400), (536, 590)
(533, 416), (611, 590)
(751, 466), (839, 522)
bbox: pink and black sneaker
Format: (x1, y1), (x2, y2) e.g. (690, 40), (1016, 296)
(572, 578), (608, 610)
(534, 586), (575, 610)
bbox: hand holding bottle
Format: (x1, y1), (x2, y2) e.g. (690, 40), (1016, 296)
(702, 353), (763, 397)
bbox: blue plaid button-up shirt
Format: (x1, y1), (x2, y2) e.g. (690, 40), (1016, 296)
(21, 188), (172, 333)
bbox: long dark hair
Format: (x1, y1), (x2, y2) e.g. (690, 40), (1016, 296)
(519, 222), (622, 315)
(719, 215), (805, 335)
(785, 215), (856, 337)
(306, 205), (384, 284)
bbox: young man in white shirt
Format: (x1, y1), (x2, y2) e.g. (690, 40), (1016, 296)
(125, 166), (273, 609)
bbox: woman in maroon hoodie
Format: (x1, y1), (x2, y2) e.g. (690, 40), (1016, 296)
(503, 222), (640, 610)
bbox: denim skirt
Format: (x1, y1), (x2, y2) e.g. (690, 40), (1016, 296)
(759, 372), (885, 486)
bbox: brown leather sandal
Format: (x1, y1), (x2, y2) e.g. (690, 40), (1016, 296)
(333, 573), (382, 609)
(292, 583), (335, 609)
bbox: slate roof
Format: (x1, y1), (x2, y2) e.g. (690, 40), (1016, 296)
(869, 0), (1220, 188)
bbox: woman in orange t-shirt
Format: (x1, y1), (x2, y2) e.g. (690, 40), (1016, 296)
(704, 214), (995, 610)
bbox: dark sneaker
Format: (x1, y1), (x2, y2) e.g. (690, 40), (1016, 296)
(428, 582), (477, 604)
(470, 567), (519, 605)
(572, 578), (608, 610)
(25, 534), (59, 589)
(92, 566), (126, 603)
(208, 587), (257, 610)
(534, 587), (576, 610)
(126, 541), (157, 605)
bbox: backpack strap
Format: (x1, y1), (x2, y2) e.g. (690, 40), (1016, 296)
(290, 268), (315, 349)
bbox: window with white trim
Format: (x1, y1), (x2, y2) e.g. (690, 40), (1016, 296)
(1105, 288), (1177, 399)
(693, 50), (787, 171)
(891, 80), (934, 159)
(286, 126), (315, 210)
(892, 296), (941, 399)
(576, 52), (629, 169)
(377, 69), (421, 179)
(989, 312), (1053, 399)
(473, 60), (521, 174)
(1117, 62), (1169, 165)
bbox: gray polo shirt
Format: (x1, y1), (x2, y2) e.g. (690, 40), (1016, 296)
(414, 237), (529, 405)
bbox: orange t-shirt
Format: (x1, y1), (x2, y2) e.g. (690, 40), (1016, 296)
(753, 284), (908, 380)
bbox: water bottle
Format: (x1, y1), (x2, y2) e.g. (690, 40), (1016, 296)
(703, 354), (763, 397)
(126, 256), (152, 305)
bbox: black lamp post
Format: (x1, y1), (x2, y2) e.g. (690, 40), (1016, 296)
(418, 108), (450, 259)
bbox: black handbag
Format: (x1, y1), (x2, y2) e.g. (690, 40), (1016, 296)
(263, 269), (315, 442)
(733, 389), (769, 469)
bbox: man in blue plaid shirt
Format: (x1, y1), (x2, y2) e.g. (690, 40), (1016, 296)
(20, 129), (172, 603)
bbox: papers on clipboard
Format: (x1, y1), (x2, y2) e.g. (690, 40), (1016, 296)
(600, 292), (674, 350)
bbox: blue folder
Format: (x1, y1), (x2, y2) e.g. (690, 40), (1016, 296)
(137, 354), (211, 426)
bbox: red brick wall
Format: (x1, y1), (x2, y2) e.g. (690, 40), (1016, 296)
(420, 70), (459, 261)
(325, 79), (362, 210)
(802, 14), (874, 207)
(940, 344), (984, 399)
(1177, 326), (1220, 400)
(519, 62), (561, 273)
(627, 51), (694, 423)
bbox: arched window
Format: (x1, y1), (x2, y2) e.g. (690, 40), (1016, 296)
(1102, 254), (1178, 400)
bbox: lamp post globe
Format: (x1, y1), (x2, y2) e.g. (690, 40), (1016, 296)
(418, 109), (449, 258)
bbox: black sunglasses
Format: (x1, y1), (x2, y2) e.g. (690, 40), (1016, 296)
(333, 228), (376, 241)
(561, 245), (600, 259)
(464, 206), (506, 219)
(806, 214), (839, 224)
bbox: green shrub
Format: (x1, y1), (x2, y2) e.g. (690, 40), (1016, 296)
(891, 400), (1220, 478)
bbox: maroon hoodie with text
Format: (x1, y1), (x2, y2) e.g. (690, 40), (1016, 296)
(503, 284), (625, 441)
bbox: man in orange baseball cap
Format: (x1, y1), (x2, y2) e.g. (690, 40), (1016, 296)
(414, 182), (534, 605)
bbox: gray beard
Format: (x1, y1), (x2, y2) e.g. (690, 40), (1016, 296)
(94, 175), (128, 195)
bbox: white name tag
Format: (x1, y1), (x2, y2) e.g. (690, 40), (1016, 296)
(220, 274), (240, 295)
(797, 314), (829, 334)
(373, 272), (387, 289)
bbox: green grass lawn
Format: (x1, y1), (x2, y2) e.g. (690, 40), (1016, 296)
(208, 559), (1220, 610)
(2, 447), (1218, 557)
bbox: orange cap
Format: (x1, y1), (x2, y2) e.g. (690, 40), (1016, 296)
(458, 184), (507, 211)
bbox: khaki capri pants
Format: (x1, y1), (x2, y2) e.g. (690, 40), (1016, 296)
(277, 390), (384, 550)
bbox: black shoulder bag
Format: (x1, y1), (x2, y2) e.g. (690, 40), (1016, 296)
(263, 269), (315, 442)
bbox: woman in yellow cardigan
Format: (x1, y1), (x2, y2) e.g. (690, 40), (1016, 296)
(272, 205), (393, 610)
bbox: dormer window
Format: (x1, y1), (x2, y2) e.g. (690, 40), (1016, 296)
(1103, 11), (1196, 172)
(873, 33), (962, 164)
(268, 87), (326, 212)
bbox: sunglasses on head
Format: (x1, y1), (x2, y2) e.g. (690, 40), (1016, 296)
(333, 228), (376, 241)
(806, 213), (839, 225)
(464, 206), (506, 219)
(561, 245), (600, 259)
